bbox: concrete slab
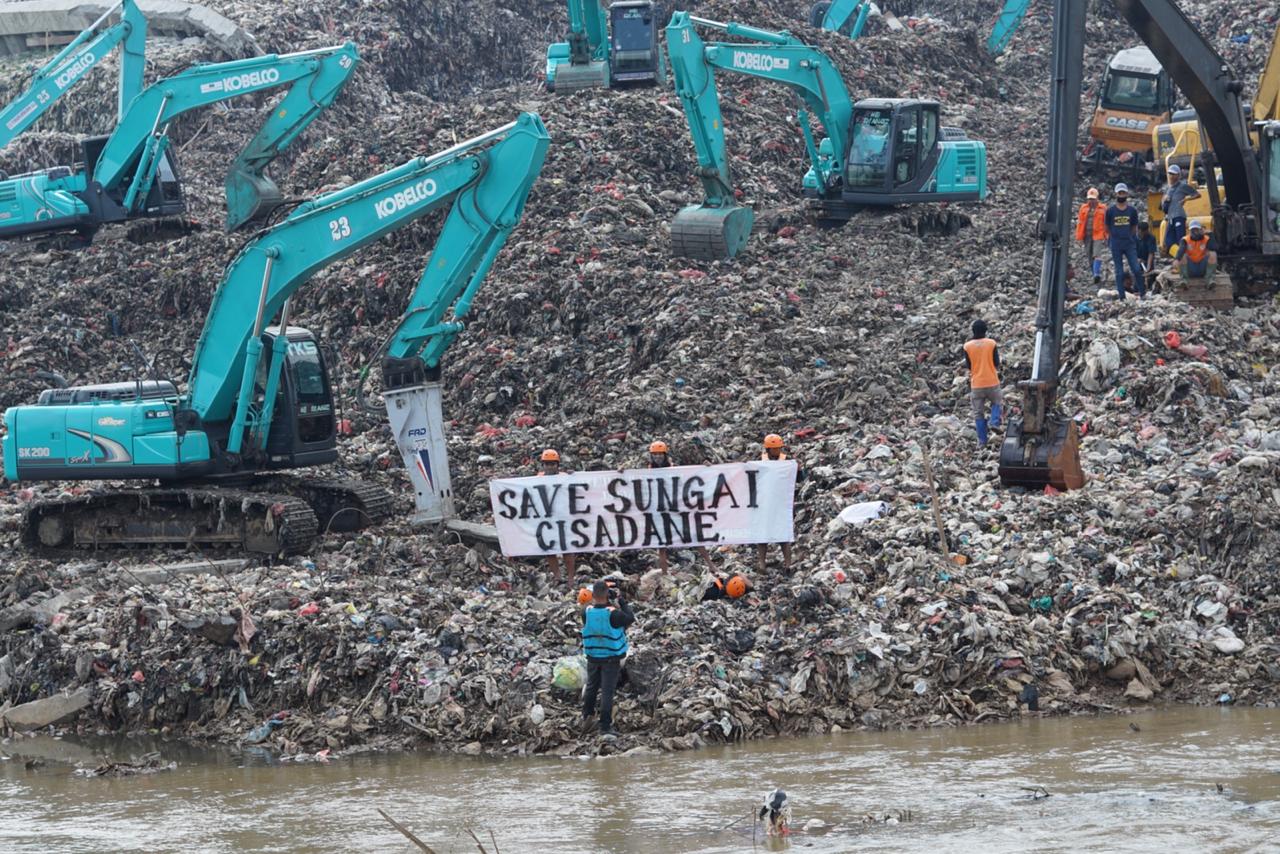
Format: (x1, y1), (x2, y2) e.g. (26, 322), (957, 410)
(0, 0), (258, 59)
(1, 686), (92, 731)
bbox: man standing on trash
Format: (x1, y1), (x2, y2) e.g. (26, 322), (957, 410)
(648, 440), (714, 573)
(537, 449), (575, 585)
(581, 580), (634, 737)
(963, 320), (1002, 447)
(1075, 187), (1107, 284)
(755, 434), (793, 573)
(1161, 164), (1200, 256)
(1106, 183), (1144, 299)
(1174, 218), (1218, 281)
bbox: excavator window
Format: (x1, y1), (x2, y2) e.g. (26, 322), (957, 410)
(894, 105), (921, 185)
(612, 7), (654, 52)
(847, 108), (892, 187)
(1269, 134), (1280, 233)
(1102, 71), (1161, 113)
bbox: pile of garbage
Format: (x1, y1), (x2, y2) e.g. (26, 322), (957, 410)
(2, 0), (1279, 755)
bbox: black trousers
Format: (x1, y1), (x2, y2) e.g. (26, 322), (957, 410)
(583, 655), (624, 728)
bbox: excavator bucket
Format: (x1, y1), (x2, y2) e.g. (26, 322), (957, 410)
(669, 203), (754, 260)
(997, 416), (1086, 491)
(550, 60), (609, 93)
(225, 169), (283, 231)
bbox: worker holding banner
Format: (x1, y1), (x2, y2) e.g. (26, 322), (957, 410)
(648, 440), (714, 574)
(537, 449), (576, 585)
(755, 434), (793, 573)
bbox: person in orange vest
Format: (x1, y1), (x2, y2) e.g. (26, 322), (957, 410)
(537, 448), (575, 584)
(1174, 218), (1218, 281)
(755, 434), (793, 573)
(1075, 187), (1107, 283)
(963, 320), (1002, 447)
(648, 440), (713, 573)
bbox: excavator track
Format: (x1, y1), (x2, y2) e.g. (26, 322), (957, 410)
(254, 475), (395, 533)
(22, 488), (319, 557)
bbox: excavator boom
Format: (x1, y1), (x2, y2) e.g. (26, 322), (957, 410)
(0, 0), (146, 149)
(0, 42), (359, 240)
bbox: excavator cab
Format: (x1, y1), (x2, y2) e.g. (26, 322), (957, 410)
(256, 327), (338, 468)
(1266, 123), (1280, 237)
(609, 1), (663, 86)
(839, 99), (986, 204)
(79, 133), (185, 221)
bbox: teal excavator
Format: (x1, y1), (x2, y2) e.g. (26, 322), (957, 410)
(2, 113), (551, 554)
(0, 0), (147, 150)
(0, 42), (359, 242)
(545, 0), (665, 92)
(664, 12), (988, 259)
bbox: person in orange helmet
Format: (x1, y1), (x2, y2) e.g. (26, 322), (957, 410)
(756, 434), (793, 573)
(1076, 187), (1107, 284)
(648, 439), (713, 573)
(537, 448), (575, 584)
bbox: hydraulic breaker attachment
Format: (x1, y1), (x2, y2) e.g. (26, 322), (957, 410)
(384, 379), (456, 524)
(997, 380), (1086, 491)
(670, 204), (754, 260)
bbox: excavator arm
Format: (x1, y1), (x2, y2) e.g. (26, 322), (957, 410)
(546, 0), (610, 91)
(0, 42), (358, 241)
(816, 0), (871, 39)
(987, 0), (1033, 55)
(0, 0), (146, 150)
(94, 43), (360, 228)
(996, 0), (1087, 491)
(184, 113), (550, 526)
(665, 12), (853, 259)
(1254, 27), (1279, 125)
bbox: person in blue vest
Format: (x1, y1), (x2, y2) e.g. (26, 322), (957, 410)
(581, 580), (635, 737)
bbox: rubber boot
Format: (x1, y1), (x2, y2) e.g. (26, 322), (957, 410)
(975, 417), (989, 447)
(1091, 258), (1102, 283)
(989, 403), (1002, 430)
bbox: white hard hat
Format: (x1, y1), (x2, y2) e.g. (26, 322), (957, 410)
(1114, 182), (1129, 194)
(1188, 218), (1204, 231)
(1167, 164), (1181, 174)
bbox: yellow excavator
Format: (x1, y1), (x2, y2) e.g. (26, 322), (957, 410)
(999, 0), (1280, 492)
(1146, 26), (1280, 251)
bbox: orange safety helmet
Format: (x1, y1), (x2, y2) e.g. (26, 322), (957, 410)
(541, 449), (560, 463)
(763, 434), (784, 450)
(648, 440), (669, 454)
(577, 587), (593, 605)
(1086, 187), (1099, 200)
(726, 575), (749, 599)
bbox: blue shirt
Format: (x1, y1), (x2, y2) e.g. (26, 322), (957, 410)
(1135, 233), (1157, 262)
(1106, 204), (1138, 249)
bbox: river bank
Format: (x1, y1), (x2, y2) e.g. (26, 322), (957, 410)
(1, 525), (1277, 758)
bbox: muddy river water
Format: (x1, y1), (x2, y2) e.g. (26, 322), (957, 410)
(1, 706), (1277, 853)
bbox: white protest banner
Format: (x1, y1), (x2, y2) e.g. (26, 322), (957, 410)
(488, 461), (797, 557)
